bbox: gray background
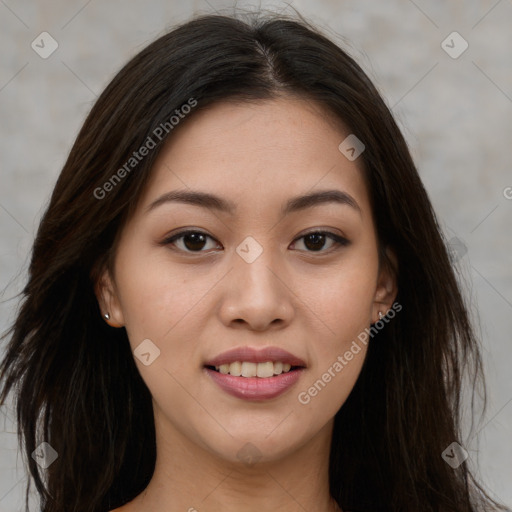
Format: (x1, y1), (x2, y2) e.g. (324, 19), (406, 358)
(1, 0), (511, 510)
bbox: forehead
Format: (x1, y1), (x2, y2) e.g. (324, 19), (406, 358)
(137, 97), (371, 219)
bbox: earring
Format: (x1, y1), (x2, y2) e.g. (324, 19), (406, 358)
(378, 311), (384, 320)
(104, 313), (110, 320)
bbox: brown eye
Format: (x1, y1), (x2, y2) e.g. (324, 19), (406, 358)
(162, 230), (220, 253)
(291, 231), (349, 253)
(304, 232), (328, 251)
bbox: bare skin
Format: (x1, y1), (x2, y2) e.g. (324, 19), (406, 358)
(98, 96), (397, 512)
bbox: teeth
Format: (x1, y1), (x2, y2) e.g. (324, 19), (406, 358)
(256, 361), (274, 378)
(213, 361), (296, 377)
(229, 361), (242, 376)
(241, 362), (257, 378)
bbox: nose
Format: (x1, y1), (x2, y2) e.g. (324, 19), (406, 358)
(217, 245), (295, 332)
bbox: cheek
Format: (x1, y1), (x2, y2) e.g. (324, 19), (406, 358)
(298, 245), (378, 403)
(113, 249), (216, 415)
(294, 267), (375, 422)
(318, 269), (375, 322)
(114, 239), (216, 344)
(306, 253), (378, 342)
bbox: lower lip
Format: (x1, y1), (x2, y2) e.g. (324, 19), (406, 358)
(204, 367), (304, 401)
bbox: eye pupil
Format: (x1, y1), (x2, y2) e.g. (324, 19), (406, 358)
(184, 233), (207, 251)
(304, 233), (326, 251)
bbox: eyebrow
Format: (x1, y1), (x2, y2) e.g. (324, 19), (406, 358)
(146, 188), (361, 216)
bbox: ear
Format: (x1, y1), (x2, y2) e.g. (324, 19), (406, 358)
(372, 247), (398, 323)
(94, 267), (125, 328)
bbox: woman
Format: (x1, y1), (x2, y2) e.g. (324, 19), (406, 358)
(0, 11), (509, 512)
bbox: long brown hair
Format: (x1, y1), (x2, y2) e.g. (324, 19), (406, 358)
(1, 11), (509, 512)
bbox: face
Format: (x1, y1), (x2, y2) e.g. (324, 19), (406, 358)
(96, 97), (396, 465)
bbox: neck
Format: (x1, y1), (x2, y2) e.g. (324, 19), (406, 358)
(128, 411), (340, 512)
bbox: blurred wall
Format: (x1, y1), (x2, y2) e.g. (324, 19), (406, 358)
(1, 0), (511, 509)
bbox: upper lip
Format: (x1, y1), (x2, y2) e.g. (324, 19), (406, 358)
(204, 346), (307, 368)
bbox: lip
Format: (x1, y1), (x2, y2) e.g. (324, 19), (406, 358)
(203, 346), (307, 402)
(204, 367), (305, 401)
(204, 346), (307, 368)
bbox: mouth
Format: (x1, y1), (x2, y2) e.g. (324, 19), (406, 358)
(203, 347), (306, 401)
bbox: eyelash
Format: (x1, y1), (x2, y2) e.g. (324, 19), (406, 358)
(161, 229), (350, 255)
